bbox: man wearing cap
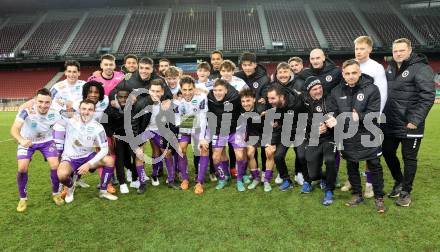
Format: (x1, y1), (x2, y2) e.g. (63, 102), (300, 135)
(301, 76), (337, 206)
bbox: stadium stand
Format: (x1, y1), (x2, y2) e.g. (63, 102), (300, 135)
(263, 2), (320, 50)
(404, 9), (440, 47)
(165, 7), (216, 53)
(222, 8), (264, 51)
(0, 68), (57, 99)
(360, 2), (420, 46)
(0, 15), (37, 54)
(117, 9), (166, 54)
(65, 9), (124, 56)
(313, 3), (367, 49)
(21, 12), (81, 57)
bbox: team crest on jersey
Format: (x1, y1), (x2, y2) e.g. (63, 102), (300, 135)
(253, 82), (259, 88)
(402, 70), (409, 78)
(357, 93), (365, 101)
(316, 106), (322, 112)
(325, 75), (333, 82)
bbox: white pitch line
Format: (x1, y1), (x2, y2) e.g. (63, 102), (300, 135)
(0, 138), (13, 143)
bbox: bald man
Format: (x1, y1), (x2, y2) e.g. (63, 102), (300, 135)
(299, 49), (342, 97)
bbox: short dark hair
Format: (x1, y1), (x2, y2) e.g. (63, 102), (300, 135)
(239, 88), (256, 98)
(240, 52), (257, 64)
(79, 99), (96, 109)
(159, 58), (170, 64)
(82, 81), (105, 101)
(288, 57), (303, 65)
(276, 62), (291, 72)
(116, 85), (131, 94)
(64, 60), (80, 71)
(342, 59), (360, 69)
(100, 54), (115, 62)
(266, 85), (284, 97)
(213, 78), (229, 88)
(139, 57), (154, 66)
(123, 54), (138, 64)
(36, 88), (51, 97)
(197, 61), (211, 72)
(180, 75), (195, 88)
(210, 50), (223, 59)
(149, 79), (165, 90)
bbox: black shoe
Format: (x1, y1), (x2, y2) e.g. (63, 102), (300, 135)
(396, 191), (411, 207)
(345, 194), (364, 207)
(374, 197), (386, 213)
(111, 176), (119, 186)
(137, 183), (146, 194)
(168, 181), (181, 190)
(388, 183), (402, 198)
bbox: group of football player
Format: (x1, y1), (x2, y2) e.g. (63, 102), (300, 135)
(11, 36), (435, 214)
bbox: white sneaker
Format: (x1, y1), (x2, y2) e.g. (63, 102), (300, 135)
(130, 180), (140, 189)
(65, 186), (75, 203)
(364, 182), (374, 199)
(75, 179), (90, 188)
(99, 191), (118, 200)
(151, 177), (160, 186)
(294, 172), (304, 186)
(275, 174), (283, 184)
(145, 175), (150, 181)
(126, 170), (132, 182)
(120, 184), (129, 194)
(341, 180), (352, 192)
(209, 173), (217, 182)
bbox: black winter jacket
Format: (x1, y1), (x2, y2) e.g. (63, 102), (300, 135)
(327, 74), (382, 162)
(300, 59), (342, 97)
(207, 83), (241, 135)
(383, 53), (435, 138)
(234, 64), (270, 101)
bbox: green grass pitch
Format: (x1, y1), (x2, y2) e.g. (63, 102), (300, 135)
(0, 106), (439, 251)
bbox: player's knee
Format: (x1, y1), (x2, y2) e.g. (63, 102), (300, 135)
(17, 165), (28, 173)
(235, 151), (245, 161)
(57, 169), (70, 181)
(200, 149), (209, 157)
(212, 154), (222, 164)
(103, 155), (114, 167)
(47, 158), (59, 169)
(265, 149), (274, 160)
